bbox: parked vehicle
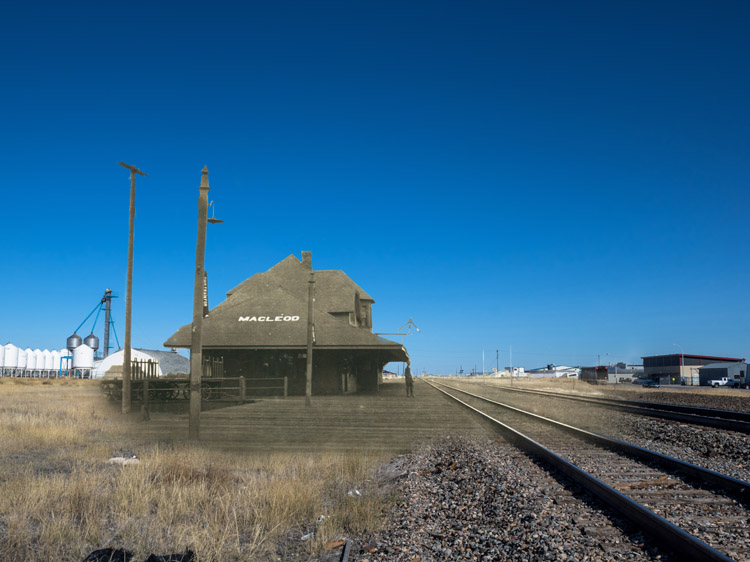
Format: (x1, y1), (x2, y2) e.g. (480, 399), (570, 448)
(709, 377), (731, 388)
(642, 380), (660, 388)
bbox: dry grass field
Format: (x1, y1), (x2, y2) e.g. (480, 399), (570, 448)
(0, 379), (392, 562)
(452, 375), (750, 411)
(468, 374), (743, 395)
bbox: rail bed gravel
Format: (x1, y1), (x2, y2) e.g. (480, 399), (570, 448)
(353, 438), (671, 561)
(482, 381), (750, 413)
(457, 382), (750, 483)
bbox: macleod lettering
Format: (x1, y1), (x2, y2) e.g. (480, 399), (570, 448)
(238, 315), (300, 322)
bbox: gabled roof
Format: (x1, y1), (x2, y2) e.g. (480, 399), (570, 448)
(226, 255), (307, 299)
(164, 254), (404, 359)
(225, 255), (373, 308)
(165, 286), (402, 350)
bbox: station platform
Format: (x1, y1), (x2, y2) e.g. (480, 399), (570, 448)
(133, 380), (494, 452)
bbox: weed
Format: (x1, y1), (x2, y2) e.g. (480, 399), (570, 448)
(0, 380), (390, 561)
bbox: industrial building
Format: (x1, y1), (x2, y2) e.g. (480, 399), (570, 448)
(697, 362), (748, 387)
(164, 252), (408, 395)
(642, 353), (746, 385)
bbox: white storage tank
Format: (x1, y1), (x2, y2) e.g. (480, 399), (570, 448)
(51, 350), (61, 373)
(17, 348), (28, 370)
(0, 345), (5, 367)
(43, 349), (54, 371)
(72, 344), (94, 369)
(34, 349), (44, 369)
(25, 348), (37, 370)
(58, 349), (70, 370)
(4, 344), (19, 368)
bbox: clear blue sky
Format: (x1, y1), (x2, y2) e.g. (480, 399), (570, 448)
(2, 1), (749, 374)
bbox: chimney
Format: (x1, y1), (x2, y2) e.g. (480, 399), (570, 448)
(301, 251), (312, 269)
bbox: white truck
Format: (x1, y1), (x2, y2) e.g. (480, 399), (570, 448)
(709, 376), (746, 388)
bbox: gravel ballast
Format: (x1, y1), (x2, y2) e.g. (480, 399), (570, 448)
(456, 382), (750, 483)
(353, 438), (670, 561)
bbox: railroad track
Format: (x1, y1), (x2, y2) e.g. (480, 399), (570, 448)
(427, 379), (750, 562)
(467, 382), (750, 433)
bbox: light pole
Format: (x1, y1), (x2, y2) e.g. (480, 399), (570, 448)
(673, 343), (684, 385)
(118, 162), (147, 415)
(189, 166), (223, 440)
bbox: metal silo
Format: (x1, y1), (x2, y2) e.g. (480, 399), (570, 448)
(4, 344), (18, 368)
(25, 348), (37, 371)
(51, 350), (61, 374)
(84, 333), (99, 353)
(17, 348), (27, 375)
(43, 349), (54, 371)
(73, 344), (94, 369)
(34, 349), (44, 372)
(67, 333), (82, 352)
(0, 345), (5, 373)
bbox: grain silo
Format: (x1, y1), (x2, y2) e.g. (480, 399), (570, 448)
(25, 347), (36, 373)
(72, 344), (94, 378)
(17, 348), (27, 376)
(4, 344), (19, 376)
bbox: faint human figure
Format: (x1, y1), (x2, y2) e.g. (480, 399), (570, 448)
(404, 363), (414, 397)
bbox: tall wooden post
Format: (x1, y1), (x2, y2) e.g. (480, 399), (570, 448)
(305, 271), (315, 407)
(189, 166), (210, 440)
(118, 162), (147, 415)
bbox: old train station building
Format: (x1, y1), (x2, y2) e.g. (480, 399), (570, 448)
(164, 252), (408, 394)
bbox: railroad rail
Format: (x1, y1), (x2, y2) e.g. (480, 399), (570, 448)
(426, 379), (750, 561)
(468, 382), (750, 433)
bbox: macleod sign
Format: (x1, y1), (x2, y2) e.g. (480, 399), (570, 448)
(238, 315), (300, 322)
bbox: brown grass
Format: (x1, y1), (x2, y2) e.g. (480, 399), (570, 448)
(0, 379), (390, 561)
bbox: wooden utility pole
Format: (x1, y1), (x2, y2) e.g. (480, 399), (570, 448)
(189, 166), (222, 440)
(305, 271), (315, 407)
(118, 162), (147, 415)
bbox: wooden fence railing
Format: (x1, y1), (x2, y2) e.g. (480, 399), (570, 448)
(103, 376), (289, 405)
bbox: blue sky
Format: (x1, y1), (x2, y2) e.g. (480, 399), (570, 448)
(2, 1), (749, 374)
